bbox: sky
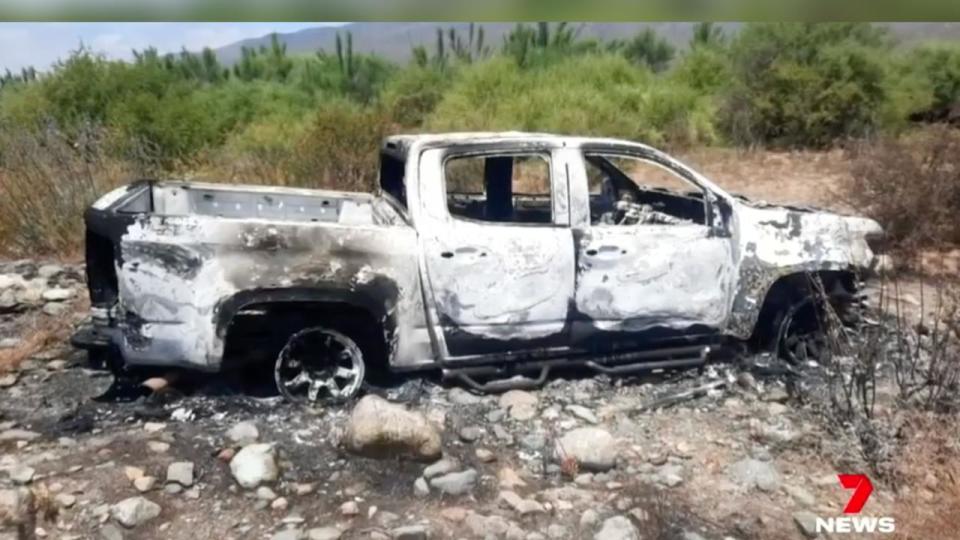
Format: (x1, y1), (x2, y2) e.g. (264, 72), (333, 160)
(0, 22), (341, 73)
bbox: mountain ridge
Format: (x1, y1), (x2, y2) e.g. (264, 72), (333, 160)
(213, 22), (960, 65)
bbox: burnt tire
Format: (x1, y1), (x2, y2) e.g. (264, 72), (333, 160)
(274, 327), (365, 405)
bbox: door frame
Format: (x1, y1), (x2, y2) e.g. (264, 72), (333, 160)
(414, 142), (577, 362)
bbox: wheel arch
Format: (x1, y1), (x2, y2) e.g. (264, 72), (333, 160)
(215, 287), (395, 373)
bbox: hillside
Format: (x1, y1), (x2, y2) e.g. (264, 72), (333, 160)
(215, 21), (960, 64)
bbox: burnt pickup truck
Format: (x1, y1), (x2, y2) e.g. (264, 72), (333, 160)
(73, 132), (883, 403)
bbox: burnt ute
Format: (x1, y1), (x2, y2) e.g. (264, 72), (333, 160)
(72, 132), (884, 402)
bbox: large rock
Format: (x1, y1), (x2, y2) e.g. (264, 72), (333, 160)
(429, 469), (477, 496)
(594, 516), (640, 540)
(110, 496), (161, 528)
(555, 427), (618, 471)
(728, 458), (781, 492)
(166, 461), (194, 487)
(342, 395), (442, 461)
(0, 488), (35, 532)
(226, 421), (260, 445)
(230, 443), (279, 488)
(499, 390), (538, 420)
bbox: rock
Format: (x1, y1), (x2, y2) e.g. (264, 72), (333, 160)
(784, 484), (816, 507)
(413, 477), (430, 497)
(46, 359), (68, 370)
(448, 387), (483, 405)
(736, 372), (757, 391)
(0, 289), (18, 311)
(123, 466), (145, 481)
(499, 491), (545, 515)
(0, 337), (20, 349)
(226, 421), (259, 445)
(498, 467), (527, 489)
(256, 486), (278, 500)
(500, 390), (538, 420)
(230, 443), (279, 488)
(580, 509), (599, 529)
(272, 529), (302, 540)
(147, 441), (170, 453)
(465, 513), (512, 538)
(9, 465), (35, 485)
(391, 525), (430, 540)
(429, 469), (477, 496)
(519, 431), (547, 451)
(594, 516), (640, 540)
(656, 464), (684, 487)
(42, 302), (68, 316)
(306, 528), (342, 540)
(166, 461), (194, 487)
(340, 501), (360, 516)
(164, 484), (182, 495)
(141, 377), (169, 392)
(763, 386), (789, 403)
(99, 523), (125, 540)
(342, 395), (442, 462)
(547, 524), (569, 539)
(475, 448), (496, 462)
(458, 425), (484, 442)
(0, 488), (34, 530)
(41, 288), (75, 302)
(110, 497), (161, 528)
(556, 427), (618, 472)
(728, 458), (781, 492)
(0, 428), (40, 442)
(423, 458), (459, 479)
(143, 422), (166, 433)
(271, 497), (289, 511)
(55, 493), (77, 508)
(133, 476), (156, 492)
(37, 264), (63, 280)
(440, 507), (468, 522)
(0, 373), (17, 388)
(565, 405), (598, 424)
(793, 511), (819, 538)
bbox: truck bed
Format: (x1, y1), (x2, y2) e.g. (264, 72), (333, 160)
(104, 180), (386, 226)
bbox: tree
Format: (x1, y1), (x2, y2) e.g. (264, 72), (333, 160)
(618, 28), (675, 73)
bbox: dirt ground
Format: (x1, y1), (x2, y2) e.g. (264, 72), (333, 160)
(1, 150), (959, 540)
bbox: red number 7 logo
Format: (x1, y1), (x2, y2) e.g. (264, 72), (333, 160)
(838, 474), (873, 514)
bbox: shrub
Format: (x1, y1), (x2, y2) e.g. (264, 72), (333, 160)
(846, 126), (960, 251)
(287, 101), (394, 190)
(903, 44), (960, 121)
(0, 123), (135, 256)
(723, 23), (891, 147)
(427, 54), (717, 147)
(381, 66), (451, 128)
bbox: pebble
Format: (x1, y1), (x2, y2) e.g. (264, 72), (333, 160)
(340, 501), (360, 516)
(429, 469), (477, 496)
(166, 461), (194, 487)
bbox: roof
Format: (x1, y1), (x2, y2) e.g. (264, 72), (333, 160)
(381, 131), (660, 157)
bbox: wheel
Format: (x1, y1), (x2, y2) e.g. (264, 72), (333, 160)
(772, 296), (854, 365)
(274, 327), (365, 405)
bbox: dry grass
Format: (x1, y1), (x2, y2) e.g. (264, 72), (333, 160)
(677, 146), (855, 213)
(0, 297), (87, 373)
(0, 125), (135, 257)
(846, 126), (960, 254)
(890, 412), (960, 538)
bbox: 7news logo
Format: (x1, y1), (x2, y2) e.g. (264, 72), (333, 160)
(815, 474), (896, 534)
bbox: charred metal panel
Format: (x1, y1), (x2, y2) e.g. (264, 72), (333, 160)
(725, 204), (881, 338)
(574, 225), (735, 332)
(114, 205), (429, 370)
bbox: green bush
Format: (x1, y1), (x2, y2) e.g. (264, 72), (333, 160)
(427, 54), (717, 147)
(381, 66), (451, 128)
(722, 23), (891, 147)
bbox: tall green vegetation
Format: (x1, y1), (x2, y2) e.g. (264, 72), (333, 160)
(721, 23), (892, 147)
(1, 22), (959, 255)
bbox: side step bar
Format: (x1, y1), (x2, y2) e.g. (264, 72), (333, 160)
(443, 345), (711, 393)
